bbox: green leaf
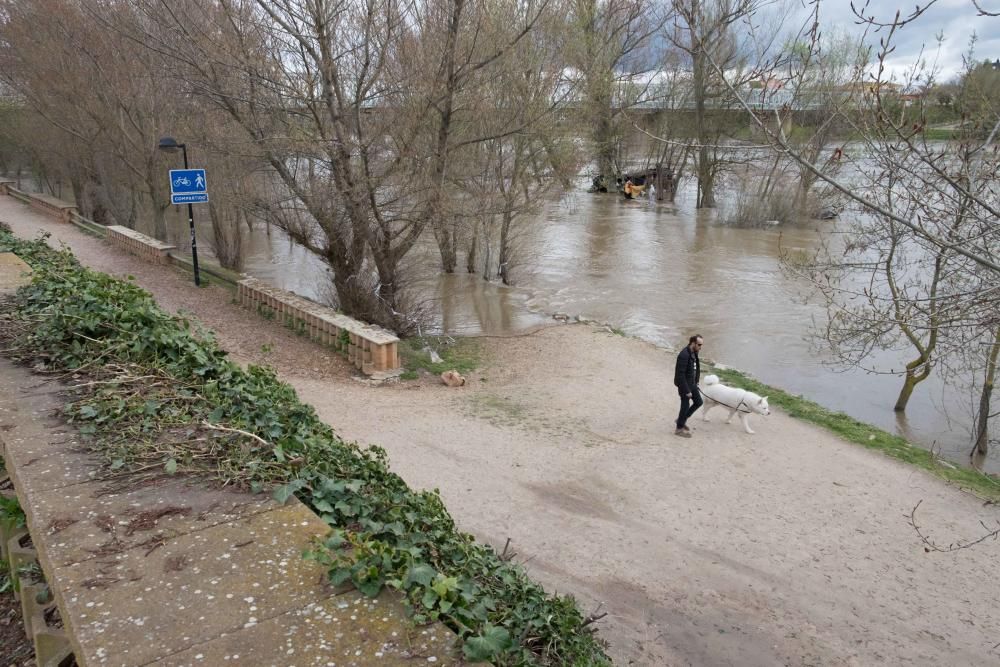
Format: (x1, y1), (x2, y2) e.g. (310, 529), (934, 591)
(273, 481), (298, 504)
(356, 576), (383, 598)
(328, 567), (351, 587)
(312, 499), (334, 513)
(421, 587), (438, 610)
(164, 458), (177, 475)
(463, 625), (513, 663)
(404, 563), (437, 588)
(431, 575), (458, 598)
(78, 405), (98, 419)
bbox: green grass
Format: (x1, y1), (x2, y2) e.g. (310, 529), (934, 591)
(399, 336), (480, 378)
(712, 366), (1000, 501)
(919, 127), (959, 141)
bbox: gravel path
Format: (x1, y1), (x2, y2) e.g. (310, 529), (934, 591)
(4, 196), (1000, 666)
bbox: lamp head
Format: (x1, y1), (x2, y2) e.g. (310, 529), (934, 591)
(158, 136), (181, 151)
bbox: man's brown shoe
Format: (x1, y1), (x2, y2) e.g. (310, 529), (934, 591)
(675, 428), (692, 438)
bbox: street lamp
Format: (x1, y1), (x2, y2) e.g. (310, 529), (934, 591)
(158, 136), (201, 286)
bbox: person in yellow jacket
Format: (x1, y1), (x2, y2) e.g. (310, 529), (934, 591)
(623, 178), (634, 200)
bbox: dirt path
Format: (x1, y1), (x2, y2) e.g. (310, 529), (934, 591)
(4, 197), (1000, 666)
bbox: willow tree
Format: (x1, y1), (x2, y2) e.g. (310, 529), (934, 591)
(567, 0), (662, 189)
(0, 0), (182, 237)
(123, 0), (555, 329)
(728, 1), (1000, 422)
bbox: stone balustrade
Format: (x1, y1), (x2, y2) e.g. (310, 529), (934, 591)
(106, 225), (176, 264)
(238, 277), (401, 374)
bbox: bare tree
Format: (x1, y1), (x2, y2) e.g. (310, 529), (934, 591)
(0, 0), (181, 237)
(118, 0), (555, 330)
(668, 0), (778, 208)
(567, 0), (663, 190)
(715, 1), (1000, 431)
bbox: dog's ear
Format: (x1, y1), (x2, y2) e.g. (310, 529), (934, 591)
(759, 396), (767, 403)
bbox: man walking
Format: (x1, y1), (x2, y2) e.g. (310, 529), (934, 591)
(674, 334), (703, 437)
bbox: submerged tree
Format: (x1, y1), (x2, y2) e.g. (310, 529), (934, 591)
(120, 0), (557, 330)
(567, 0), (662, 189)
(725, 1), (1000, 454)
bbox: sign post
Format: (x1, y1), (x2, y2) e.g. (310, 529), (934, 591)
(168, 166), (208, 286)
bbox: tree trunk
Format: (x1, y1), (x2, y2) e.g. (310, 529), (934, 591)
(499, 209), (513, 285)
(594, 109), (616, 188)
(435, 228), (458, 273)
(894, 356), (930, 412)
(466, 219), (478, 273)
(427, 0), (464, 273)
(972, 327), (1000, 459)
(691, 19), (715, 209)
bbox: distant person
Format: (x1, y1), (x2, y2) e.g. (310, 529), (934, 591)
(674, 334), (703, 437)
(647, 182), (656, 204)
(623, 178), (634, 200)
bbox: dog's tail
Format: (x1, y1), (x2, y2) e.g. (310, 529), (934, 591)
(703, 374), (719, 386)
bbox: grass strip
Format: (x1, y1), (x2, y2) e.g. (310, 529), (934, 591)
(711, 366), (1000, 501)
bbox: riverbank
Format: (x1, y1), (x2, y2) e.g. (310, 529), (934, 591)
(2, 195), (1000, 665)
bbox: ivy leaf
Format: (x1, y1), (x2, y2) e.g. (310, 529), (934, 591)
(356, 576), (383, 598)
(164, 458), (177, 475)
(273, 479), (304, 504)
(404, 563), (436, 588)
(312, 499), (334, 513)
(328, 567), (351, 587)
(463, 625), (513, 663)
(431, 575), (458, 598)
(421, 587), (438, 610)
(78, 405), (98, 419)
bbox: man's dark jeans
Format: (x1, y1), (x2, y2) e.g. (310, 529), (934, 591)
(676, 387), (703, 429)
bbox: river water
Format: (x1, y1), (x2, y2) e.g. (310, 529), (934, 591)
(160, 180), (986, 472)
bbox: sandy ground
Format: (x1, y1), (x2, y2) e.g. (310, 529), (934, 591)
(3, 197), (1000, 666)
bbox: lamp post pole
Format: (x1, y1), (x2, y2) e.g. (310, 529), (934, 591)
(178, 143), (201, 286)
(159, 136), (201, 287)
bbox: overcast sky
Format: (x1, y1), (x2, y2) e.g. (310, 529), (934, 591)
(795, 0), (1000, 81)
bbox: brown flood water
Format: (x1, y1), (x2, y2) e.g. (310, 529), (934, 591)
(163, 184), (985, 472)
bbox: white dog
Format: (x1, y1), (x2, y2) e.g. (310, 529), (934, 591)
(700, 374), (770, 434)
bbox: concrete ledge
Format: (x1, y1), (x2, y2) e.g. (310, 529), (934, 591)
(0, 358), (456, 666)
(238, 277), (401, 374)
(4, 187), (79, 224)
(107, 226), (176, 265)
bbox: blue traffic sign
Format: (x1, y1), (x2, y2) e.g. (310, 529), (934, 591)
(169, 169), (208, 204)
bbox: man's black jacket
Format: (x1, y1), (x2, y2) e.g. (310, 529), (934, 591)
(674, 346), (700, 395)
